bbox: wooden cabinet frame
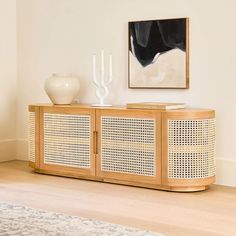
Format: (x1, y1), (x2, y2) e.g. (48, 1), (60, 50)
(29, 104), (216, 192)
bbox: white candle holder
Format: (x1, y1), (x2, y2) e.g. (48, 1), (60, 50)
(92, 50), (112, 107)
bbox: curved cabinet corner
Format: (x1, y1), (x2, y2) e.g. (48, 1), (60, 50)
(162, 109), (216, 191)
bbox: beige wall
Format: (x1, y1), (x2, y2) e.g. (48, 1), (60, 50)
(16, 0), (236, 186)
(0, 0), (17, 161)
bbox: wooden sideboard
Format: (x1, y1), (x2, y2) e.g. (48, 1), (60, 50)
(28, 104), (216, 192)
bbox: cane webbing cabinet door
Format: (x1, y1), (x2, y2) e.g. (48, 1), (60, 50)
(162, 110), (216, 191)
(39, 106), (96, 177)
(96, 109), (162, 185)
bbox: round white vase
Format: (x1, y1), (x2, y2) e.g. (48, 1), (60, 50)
(44, 74), (80, 105)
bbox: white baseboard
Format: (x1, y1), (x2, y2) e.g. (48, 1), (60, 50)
(0, 139), (16, 162)
(216, 159), (236, 187)
(15, 139), (236, 187)
(16, 139), (28, 161)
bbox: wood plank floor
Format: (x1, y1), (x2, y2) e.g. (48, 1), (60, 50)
(0, 161), (236, 236)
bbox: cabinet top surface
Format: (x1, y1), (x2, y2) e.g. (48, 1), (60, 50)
(29, 103), (215, 113)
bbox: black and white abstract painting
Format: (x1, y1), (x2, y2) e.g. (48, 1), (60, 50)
(128, 18), (189, 88)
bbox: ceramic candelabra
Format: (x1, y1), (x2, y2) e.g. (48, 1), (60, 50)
(92, 50), (112, 106)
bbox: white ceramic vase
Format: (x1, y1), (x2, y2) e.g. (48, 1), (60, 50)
(44, 74), (80, 105)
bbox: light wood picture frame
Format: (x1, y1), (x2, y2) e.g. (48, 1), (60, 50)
(128, 17), (189, 89)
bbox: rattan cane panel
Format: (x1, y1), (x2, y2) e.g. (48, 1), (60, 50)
(44, 113), (91, 168)
(101, 116), (156, 176)
(168, 119), (216, 179)
(29, 112), (36, 163)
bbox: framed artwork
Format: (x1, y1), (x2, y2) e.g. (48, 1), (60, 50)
(128, 18), (189, 89)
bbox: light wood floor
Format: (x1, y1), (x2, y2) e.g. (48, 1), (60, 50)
(0, 161), (236, 236)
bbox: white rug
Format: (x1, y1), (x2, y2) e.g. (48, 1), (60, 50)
(0, 203), (164, 236)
